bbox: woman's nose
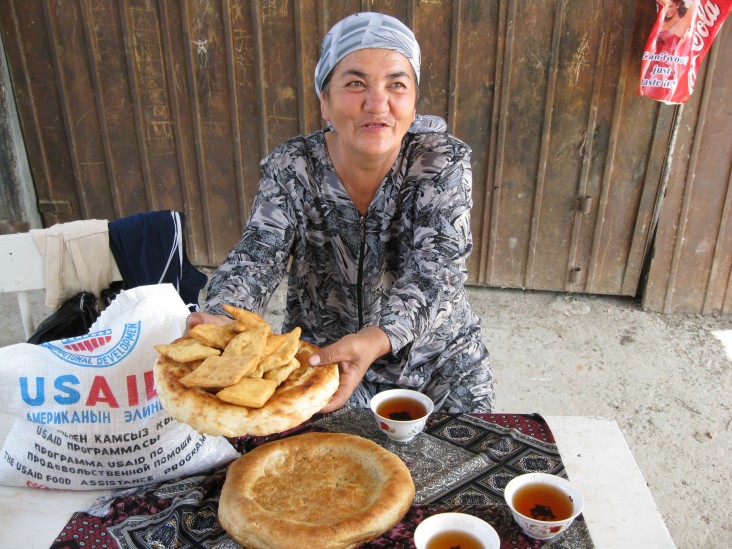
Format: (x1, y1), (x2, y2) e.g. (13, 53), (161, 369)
(364, 87), (389, 112)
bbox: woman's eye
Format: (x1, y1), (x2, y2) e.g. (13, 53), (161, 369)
(390, 82), (407, 90)
(346, 80), (366, 88)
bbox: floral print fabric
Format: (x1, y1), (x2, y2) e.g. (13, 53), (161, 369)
(205, 125), (495, 412)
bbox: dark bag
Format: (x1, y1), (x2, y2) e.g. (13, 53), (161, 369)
(27, 292), (99, 344)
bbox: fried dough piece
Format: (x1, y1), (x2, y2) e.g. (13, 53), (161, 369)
(263, 333), (289, 355)
(217, 378), (278, 408)
(223, 325), (269, 358)
(155, 338), (221, 362)
(179, 353), (261, 388)
(224, 304), (271, 334)
(258, 327), (302, 372)
(189, 323), (238, 350)
(263, 357), (301, 383)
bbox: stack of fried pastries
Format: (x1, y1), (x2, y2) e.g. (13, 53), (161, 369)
(153, 305), (339, 437)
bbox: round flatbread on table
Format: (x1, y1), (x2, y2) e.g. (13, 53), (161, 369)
(218, 432), (415, 549)
(154, 341), (339, 437)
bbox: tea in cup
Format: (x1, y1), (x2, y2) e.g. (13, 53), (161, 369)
(504, 472), (584, 540)
(370, 389), (434, 442)
(414, 512), (500, 549)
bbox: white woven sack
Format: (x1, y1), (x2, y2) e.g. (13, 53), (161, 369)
(0, 284), (239, 490)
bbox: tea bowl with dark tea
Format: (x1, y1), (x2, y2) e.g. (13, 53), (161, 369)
(413, 512), (500, 549)
(370, 389), (434, 443)
(504, 472), (584, 540)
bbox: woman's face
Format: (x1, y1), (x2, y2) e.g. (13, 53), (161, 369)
(320, 48), (417, 163)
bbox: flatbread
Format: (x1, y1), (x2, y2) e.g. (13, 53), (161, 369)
(218, 432), (415, 549)
(154, 341), (339, 437)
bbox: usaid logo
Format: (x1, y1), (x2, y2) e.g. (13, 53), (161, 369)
(41, 322), (141, 367)
(63, 332), (113, 353)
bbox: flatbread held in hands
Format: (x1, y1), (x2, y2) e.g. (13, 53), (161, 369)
(153, 306), (339, 436)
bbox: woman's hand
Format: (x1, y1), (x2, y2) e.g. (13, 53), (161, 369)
(185, 311), (232, 333)
(309, 326), (392, 413)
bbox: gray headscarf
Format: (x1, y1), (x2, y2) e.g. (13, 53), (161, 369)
(314, 12), (421, 96)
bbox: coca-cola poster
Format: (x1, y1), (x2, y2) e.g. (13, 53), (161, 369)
(639, 0), (732, 104)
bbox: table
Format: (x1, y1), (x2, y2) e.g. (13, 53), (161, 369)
(545, 416), (675, 548)
(0, 413), (675, 548)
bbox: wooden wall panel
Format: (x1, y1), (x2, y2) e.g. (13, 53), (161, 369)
(487, 1), (556, 288)
(448, 0), (498, 281)
(643, 25), (732, 314)
(474, 0), (670, 297)
(2, 1), (78, 223)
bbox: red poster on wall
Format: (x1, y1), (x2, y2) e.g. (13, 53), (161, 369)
(639, 0), (732, 104)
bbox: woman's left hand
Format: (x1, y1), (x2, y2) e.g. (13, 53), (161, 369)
(184, 311), (232, 334)
(308, 326), (391, 413)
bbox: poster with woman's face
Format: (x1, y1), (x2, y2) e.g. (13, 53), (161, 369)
(639, 0), (731, 104)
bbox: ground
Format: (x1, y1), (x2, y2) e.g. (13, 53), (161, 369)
(1, 284), (730, 548)
(471, 288), (731, 549)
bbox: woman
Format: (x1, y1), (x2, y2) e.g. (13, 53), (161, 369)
(656, 0), (692, 55)
(641, 0), (695, 100)
(188, 12), (495, 414)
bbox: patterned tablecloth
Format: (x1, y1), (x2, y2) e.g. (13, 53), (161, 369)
(50, 408), (595, 549)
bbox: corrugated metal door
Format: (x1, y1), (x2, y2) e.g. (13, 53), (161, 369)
(0, 0), (674, 297)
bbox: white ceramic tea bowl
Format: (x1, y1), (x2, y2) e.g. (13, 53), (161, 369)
(369, 388), (434, 442)
(413, 512), (500, 549)
(504, 472), (584, 540)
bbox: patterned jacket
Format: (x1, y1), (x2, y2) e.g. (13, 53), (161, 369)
(205, 122), (495, 412)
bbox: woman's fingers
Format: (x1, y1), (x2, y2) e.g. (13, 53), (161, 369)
(319, 383), (351, 413)
(311, 327), (392, 413)
(309, 341), (365, 412)
(184, 312), (231, 333)
(319, 360), (367, 413)
(308, 326), (391, 368)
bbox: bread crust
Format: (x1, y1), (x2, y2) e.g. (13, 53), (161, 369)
(154, 341), (339, 437)
(218, 432), (415, 549)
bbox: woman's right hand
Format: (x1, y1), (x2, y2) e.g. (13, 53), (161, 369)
(308, 326), (392, 413)
(185, 312), (232, 334)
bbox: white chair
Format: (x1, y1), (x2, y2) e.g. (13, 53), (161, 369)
(0, 213), (206, 341)
(0, 232), (45, 339)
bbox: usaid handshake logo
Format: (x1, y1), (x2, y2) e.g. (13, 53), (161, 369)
(41, 322), (142, 368)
